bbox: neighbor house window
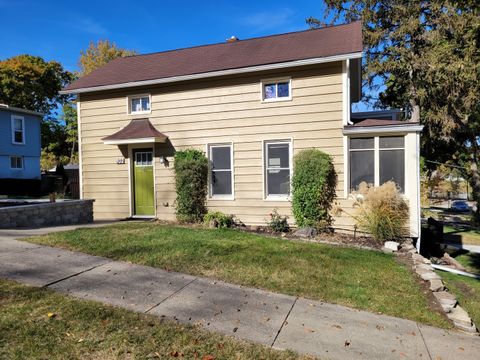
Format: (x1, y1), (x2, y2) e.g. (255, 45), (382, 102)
(264, 140), (291, 198)
(128, 95), (151, 114)
(11, 116), (25, 144)
(261, 79), (291, 101)
(349, 136), (405, 192)
(208, 144), (233, 198)
(10, 156), (23, 169)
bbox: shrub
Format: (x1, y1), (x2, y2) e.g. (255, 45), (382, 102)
(173, 149), (208, 223)
(204, 211), (235, 228)
(267, 209), (289, 232)
(353, 181), (410, 242)
(291, 149), (337, 229)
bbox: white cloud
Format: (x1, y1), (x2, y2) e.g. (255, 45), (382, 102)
(70, 17), (108, 36)
(239, 8), (296, 33)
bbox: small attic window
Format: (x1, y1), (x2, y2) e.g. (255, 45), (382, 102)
(128, 94), (151, 114)
(261, 78), (292, 102)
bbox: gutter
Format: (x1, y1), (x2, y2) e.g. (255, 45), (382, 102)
(432, 264), (480, 280)
(343, 124), (424, 135)
(0, 104), (44, 117)
(60, 52), (363, 95)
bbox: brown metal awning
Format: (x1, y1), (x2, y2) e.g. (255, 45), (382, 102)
(102, 119), (168, 145)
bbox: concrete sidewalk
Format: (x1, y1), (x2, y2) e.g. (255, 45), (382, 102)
(0, 226), (479, 360)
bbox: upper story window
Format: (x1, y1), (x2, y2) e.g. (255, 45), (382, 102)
(349, 136), (405, 192)
(10, 156), (23, 169)
(261, 78), (291, 102)
(128, 94), (151, 114)
(11, 115), (25, 144)
(264, 140), (291, 199)
(208, 144), (234, 199)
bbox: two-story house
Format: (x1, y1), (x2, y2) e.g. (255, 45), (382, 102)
(0, 104), (42, 195)
(61, 22), (423, 240)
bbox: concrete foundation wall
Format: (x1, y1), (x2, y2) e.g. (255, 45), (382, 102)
(0, 200), (94, 228)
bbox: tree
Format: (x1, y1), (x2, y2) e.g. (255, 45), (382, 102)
(78, 40), (136, 76)
(0, 55), (73, 114)
(308, 1), (480, 220)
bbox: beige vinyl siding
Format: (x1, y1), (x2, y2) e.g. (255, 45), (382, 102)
(79, 62), (356, 228)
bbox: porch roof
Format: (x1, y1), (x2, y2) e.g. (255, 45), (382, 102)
(102, 119), (168, 145)
(343, 119), (424, 135)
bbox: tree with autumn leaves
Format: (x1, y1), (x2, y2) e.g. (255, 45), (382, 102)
(309, 1), (480, 220)
(0, 41), (136, 170)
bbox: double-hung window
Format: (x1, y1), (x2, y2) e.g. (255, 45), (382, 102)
(10, 156), (23, 169)
(128, 94), (151, 114)
(209, 144), (233, 198)
(11, 116), (25, 144)
(264, 140), (291, 199)
(261, 79), (291, 101)
(349, 136), (405, 192)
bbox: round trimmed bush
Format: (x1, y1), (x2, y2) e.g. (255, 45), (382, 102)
(173, 149), (208, 223)
(291, 149), (337, 229)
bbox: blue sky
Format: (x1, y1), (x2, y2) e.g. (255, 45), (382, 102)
(1, 0), (371, 110)
(1, 0), (326, 71)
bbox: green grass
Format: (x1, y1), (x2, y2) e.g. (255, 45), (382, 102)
(0, 279), (310, 360)
(452, 252), (480, 274)
(440, 272), (480, 327)
(444, 225), (480, 245)
(27, 222), (450, 328)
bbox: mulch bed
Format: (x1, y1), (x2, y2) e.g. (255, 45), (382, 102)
(151, 218), (383, 250)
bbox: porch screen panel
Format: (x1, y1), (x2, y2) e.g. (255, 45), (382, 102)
(349, 138), (374, 190)
(379, 136), (405, 191)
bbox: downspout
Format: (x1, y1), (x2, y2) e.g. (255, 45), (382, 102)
(343, 59), (353, 125)
(416, 131), (422, 251)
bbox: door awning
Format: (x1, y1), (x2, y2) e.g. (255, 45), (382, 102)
(102, 119), (168, 145)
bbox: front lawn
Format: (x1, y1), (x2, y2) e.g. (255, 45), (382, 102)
(27, 222), (449, 328)
(0, 279), (308, 360)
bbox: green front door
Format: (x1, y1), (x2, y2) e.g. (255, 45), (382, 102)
(133, 149), (155, 216)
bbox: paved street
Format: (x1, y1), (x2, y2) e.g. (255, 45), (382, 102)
(1, 225), (479, 359)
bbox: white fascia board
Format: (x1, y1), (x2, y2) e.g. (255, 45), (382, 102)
(103, 137), (166, 145)
(61, 52), (363, 95)
(343, 124), (424, 135)
(0, 104), (44, 117)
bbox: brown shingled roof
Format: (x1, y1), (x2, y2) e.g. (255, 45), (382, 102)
(64, 22), (362, 93)
(102, 119), (167, 143)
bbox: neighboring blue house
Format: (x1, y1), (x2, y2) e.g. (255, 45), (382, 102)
(0, 104), (42, 194)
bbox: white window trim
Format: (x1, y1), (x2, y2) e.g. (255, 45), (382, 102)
(11, 115), (25, 145)
(262, 139), (293, 201)
(10, 156), (23, 170)
(127, 94), (152, 115)
(348, 135), (406, 193)
(207, 142), (235, 200)
(260, 77), (292, 103)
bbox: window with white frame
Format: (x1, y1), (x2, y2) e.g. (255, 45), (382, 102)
(208, 144), (233, 198)
(264, 140), (291, 198)
(261, 79), (291, 101)
(128, 95), (151, 114)
(135, 151), (153, 166)
(349, 136), (405, 192)
(11, 116), (25, 144)
(10, 156), (23, 169)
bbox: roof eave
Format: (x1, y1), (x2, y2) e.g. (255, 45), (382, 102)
(103, 137), (167, 145)
(61, 52), (363, 95)
(343, 124), (424, 135)
(0, 104), (45, 117)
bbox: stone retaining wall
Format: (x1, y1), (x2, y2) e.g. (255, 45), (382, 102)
(0, 200), (94, 228)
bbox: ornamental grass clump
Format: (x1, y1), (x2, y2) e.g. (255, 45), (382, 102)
(173, 149), (208, 223)
(354, 181), (409, 242)
(291, 149), (337, 230)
